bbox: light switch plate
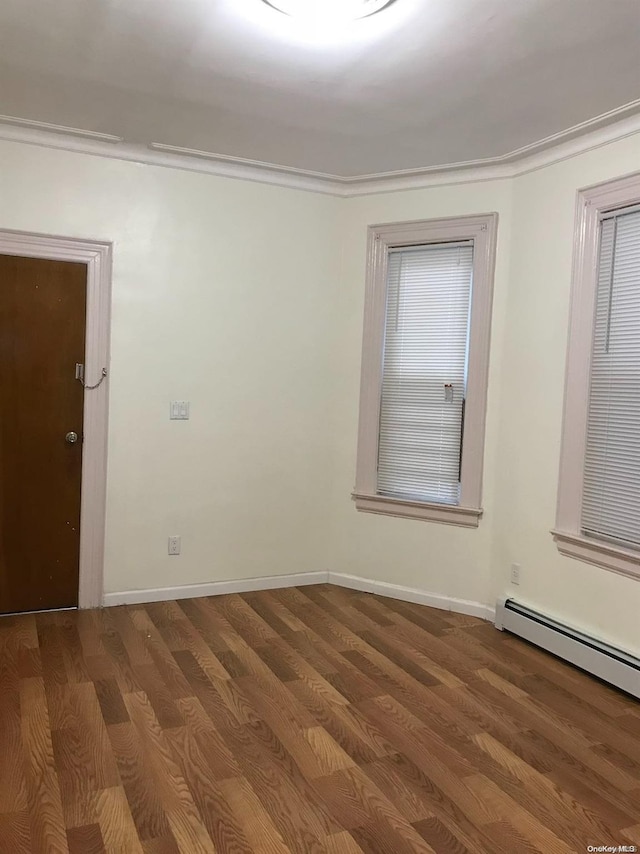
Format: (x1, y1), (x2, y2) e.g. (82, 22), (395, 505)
(170, 400), (190, 420)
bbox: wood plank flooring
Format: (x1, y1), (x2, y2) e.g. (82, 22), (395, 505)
(1, 584), (639, 853)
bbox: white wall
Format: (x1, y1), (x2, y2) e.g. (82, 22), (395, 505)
(329, 135), (640, 656)
(0, 139), (342, 594)
(2, 131), (639, 656)
(492, 135), (640, 656)
(328, 182), (513, 608)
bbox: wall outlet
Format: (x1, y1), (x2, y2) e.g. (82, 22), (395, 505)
(510, 563), (521, 585)
(170, 401), (190, 420)
(168, 535), (181, 555)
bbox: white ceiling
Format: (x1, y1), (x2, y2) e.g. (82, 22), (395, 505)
(1, 0), (639, 178)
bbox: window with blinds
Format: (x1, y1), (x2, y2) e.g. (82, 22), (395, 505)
(377, 242), (473, 505)
(582, 206), (640, 547)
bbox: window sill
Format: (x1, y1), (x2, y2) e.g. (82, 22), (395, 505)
(552, 529), (640, 581)
(352, 492), (482, 527)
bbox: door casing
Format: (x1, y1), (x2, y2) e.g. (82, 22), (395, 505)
(0, 229), (111, 609)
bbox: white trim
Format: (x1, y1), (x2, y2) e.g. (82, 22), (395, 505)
(325, 573), (376, 594)
(554, 171), (640, 581)
(354, 214), (497, 525)
(0, 114), (123, 143)
(328, 573), (494, 620)
(0, 229), (111, 609)
(344, 103), (640, 195)
(103, 571), (329, 606)
(351, 493), (482, 527)
(552, 530), (640, 582)
(0, 122), (337, 196)
(495, 597), (640, 699)
(103, 569), (494, 622)
(148, 142), (342, 181)
(0, 103), (638, 197)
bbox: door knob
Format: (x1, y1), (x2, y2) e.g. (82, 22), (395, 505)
(65, 431), (79, 444)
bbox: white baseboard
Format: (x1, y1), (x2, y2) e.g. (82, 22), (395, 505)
(103, 571), (328, 607)
(328, 573), (494, 621)
(103, 569), (493, 621)
(326, 572), (377, 594)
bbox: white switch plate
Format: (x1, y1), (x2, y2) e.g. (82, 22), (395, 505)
(168, 536), (181, 555)
(170, 401), (190, 420)
(510, 563), (521, 585)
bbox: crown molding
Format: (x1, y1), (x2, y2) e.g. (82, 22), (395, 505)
(0, 99), (639, 197)
(0, 119), (338, 195)
(339, 99), (640, 195)
(0, 114), (122, 144)
(148, 141), (340, 181)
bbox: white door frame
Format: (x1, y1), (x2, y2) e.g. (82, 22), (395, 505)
(0, 229), (111, 609)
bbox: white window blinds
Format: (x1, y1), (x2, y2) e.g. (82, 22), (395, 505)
(582, 207), (640, 547)
(377, 242), (473, 505)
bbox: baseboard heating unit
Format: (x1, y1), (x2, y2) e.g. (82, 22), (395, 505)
(495, 598), (640, 700)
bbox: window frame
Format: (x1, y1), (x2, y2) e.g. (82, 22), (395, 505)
(554, 171), (640, 580)
(353, 213), (498, 527)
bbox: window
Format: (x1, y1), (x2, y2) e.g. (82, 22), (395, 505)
(554, 172), (640, 579)
(353, 214), (498, 526)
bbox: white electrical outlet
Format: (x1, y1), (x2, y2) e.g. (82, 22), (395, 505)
(170, 401), (190, 420)
(510, 563), (521, 585)
(168, 536), (181, 555)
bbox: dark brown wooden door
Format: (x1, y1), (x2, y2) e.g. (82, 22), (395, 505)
(0, 254), (87, 613)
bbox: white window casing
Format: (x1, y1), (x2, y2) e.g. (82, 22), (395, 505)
(353, 214), (498, 527)
(554, 171), (640, 580)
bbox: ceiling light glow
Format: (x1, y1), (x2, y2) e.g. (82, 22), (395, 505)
(262, 0), (395, 25)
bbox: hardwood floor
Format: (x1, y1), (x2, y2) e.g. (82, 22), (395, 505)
(0, 584), (639, 853)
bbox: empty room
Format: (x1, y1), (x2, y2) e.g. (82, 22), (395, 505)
(1, 0), (640, 851)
